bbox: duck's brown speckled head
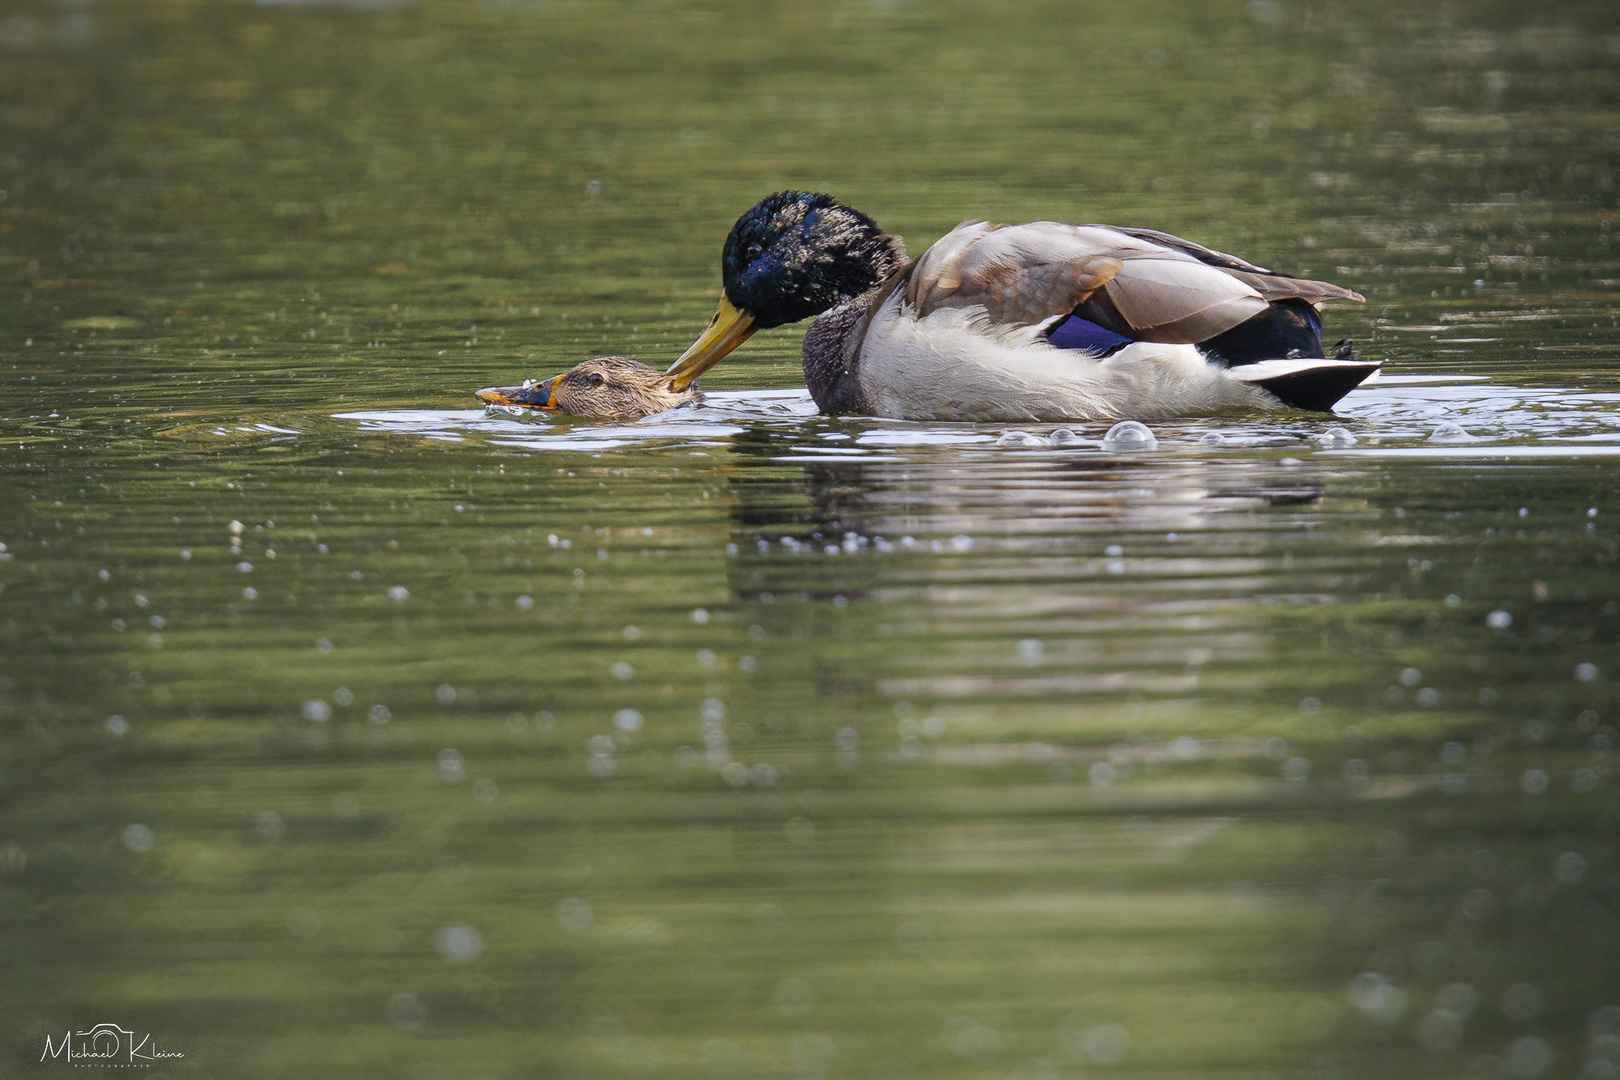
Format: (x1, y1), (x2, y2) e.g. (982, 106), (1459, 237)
(477, 356), (700, 421)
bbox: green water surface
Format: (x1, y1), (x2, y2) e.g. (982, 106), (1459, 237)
(3, 2), (1619, 1078)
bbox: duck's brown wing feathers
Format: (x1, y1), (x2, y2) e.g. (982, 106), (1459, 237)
(900, 220), (1362, 345)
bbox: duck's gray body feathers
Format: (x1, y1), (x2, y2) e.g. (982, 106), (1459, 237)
(799, 219), (1376, 421)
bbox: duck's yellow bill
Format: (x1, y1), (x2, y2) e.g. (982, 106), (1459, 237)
(665, 297), (757, 391)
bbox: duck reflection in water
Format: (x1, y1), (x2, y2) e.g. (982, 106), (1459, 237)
(721, 445), (1327, 600)
(477, 356), (702, 421)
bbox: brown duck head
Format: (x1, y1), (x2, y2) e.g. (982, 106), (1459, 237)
(477, 356), (701, 421)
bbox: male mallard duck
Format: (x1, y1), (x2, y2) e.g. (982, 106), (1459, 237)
(477, 356), (700, 420)
(664, 191), (1379, 421)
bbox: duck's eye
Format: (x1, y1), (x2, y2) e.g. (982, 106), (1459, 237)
(587, 373), (606, 387)
(745, 242), (764, 262)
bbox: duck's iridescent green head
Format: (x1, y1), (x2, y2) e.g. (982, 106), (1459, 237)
(720, 191), (900, 330)
(666, 191), (905, 390)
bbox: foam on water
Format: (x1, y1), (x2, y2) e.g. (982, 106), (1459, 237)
(336, 374), (1620, 460)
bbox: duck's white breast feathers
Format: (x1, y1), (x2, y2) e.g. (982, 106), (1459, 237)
(854, 289), (1275, 422)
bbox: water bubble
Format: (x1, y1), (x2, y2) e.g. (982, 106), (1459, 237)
(1576, 663), (1601, 682)
(1590, 1005), (1620, 1040)
(369, 704), (392, 724)
(438, 748), (464, 782)
(1507, 1035), (1553, 1078)
(286, 906), (322, 939)
(1461, 887), (1496, 921)
(696, 649), (716, 667)
(1347, 972), (1409, 1024)
(613, 708), (643, 733)
(720, 761), (748, 786)
(1079, 1024), (1131, 1064)
(996, 429), (1046, 447)
(1088, 761), (1117, 787)
(1418, 1009), (1464, 1051)
(691, 607), (710, 625)
(1017, 638), (1044, 662)
(950, 534), (974, 552)
(1429, 421), (1477, 442)
(611, 661), (634, 681)
(788, 1033), (835, 1079)
(556, 897), (592, 931)
(1101, 420), (1158, 450)
(435, 684), (458, 704)
(896, 918), (932, 952)
(433, 923), (484, 962)
(1502, 984), (1544, 1023)
(302, 700), (332, 723)
(1049, 427), (1080, 444)
(1437, 982), (1478, 1016)
(773, 978), (816, 1016)
(1487, 610), (1513, 629)
(1416, 687), (1441, 707)
(1520, 768), (1550, 795)
(331, 686), (354, 707)
(943, 1017), (1002, 1064)
(122, 823), (154, 852)
(1555, 851), (1587, 883)
(389, 585), (410, 602)
(237, 561), (253, 573)
(386, 992), (427, 1030)
(1199, 431), (1229, 448)
(1400, 667), (1424, 687)
(105, 714), (129, 736)
(1299, 696), (1321, 714)
(242, 586), (258, 600)
(586, 1015), (629, 1052)
(253, 810), (285, 840)
(588, 753), (617, 778)
(515, 594), (534, 610)
(699, 1039), (743, 1077)
(1318, 426), (1357, 448)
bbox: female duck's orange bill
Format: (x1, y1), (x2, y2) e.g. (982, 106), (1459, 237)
(475, 376), (560, 410)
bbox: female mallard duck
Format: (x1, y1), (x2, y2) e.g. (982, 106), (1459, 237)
(477, 356), (700, 420)
(664, 191), (1379, 421)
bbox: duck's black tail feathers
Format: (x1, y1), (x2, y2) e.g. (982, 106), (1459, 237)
(1229, 358), (1383, 412)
